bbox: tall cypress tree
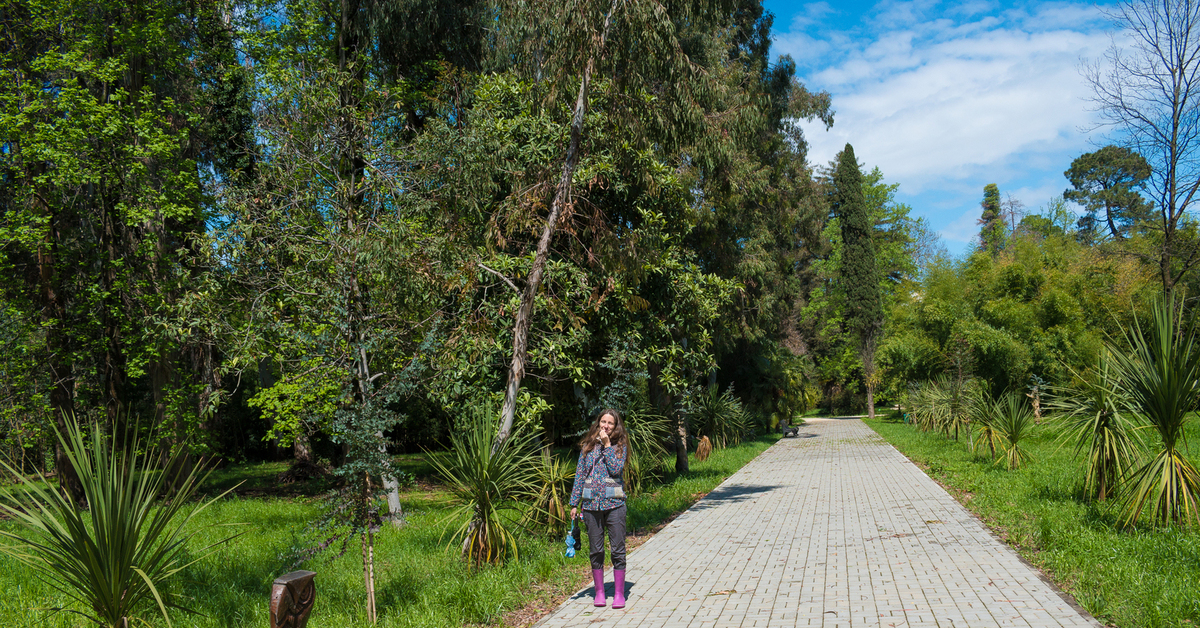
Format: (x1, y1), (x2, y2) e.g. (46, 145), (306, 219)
(979, 183), (1005, 254)
(833, 144), (883, 418)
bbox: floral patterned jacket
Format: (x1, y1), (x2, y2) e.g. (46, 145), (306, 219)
(568, 442), (627, 511)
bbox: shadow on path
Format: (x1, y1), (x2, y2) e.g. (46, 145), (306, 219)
(570, 578), (638, 602)
(689, 483), (781, 510)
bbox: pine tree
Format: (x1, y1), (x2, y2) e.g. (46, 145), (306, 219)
(1063, 145), (1152, 241)
(979, 183), (1005, 254)
(833, 144), (883, 419)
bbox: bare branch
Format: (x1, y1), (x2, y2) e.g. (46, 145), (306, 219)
(477, 262), (520, 293)
(1086, 0), (1200, 291)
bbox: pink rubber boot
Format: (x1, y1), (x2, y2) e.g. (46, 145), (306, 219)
(592, 569), (606, 607)
(613, 569), (626, 609)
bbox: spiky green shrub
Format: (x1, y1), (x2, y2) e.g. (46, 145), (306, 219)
(1046, 352), (1141, 501)
(523, 453), (574, 538)
(621, 404), (672, 496)
(970, 401), (1003, 460)
(907, 375), (980, 440)
(1108, 295), (1200, 527)
(988, 393), (1035, 470)
(0, 417), (240, 628)
(905, 380), (939, 431)
(687, 384), (749, 449)
(429, 407), (538, 566)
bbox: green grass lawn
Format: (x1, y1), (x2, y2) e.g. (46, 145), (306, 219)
(0, 434), (777, 627)
(866, 411), (1200, 628)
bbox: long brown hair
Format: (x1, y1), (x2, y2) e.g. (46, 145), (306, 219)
(578, 408), (627, 454)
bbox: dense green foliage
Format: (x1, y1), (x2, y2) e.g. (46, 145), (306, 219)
(0, 0), (848, 472)
(880, 224), (1155, 403)
(801, 166), (920, 415)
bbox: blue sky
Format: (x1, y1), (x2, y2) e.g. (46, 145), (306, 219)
(763, 0), (1118, 254)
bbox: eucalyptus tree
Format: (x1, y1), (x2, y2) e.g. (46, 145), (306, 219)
(411, 67), (737, 467)
(682, 35), (833, 421)
(487, 0), (770, 453)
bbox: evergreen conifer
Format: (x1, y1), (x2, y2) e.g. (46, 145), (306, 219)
(979, 183), (1005, 254)
(834, 144), (883, 418)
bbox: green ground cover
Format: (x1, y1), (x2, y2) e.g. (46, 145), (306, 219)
(867, 412), (1200, 628)
(0, 434), (777, 628)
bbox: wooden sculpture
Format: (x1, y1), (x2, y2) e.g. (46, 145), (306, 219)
(269, 570), (317, 628)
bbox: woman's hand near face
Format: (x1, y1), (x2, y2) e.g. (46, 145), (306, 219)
(597, 413), (615, 448)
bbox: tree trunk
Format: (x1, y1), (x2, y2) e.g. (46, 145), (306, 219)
(336, 0), (402, 526)
(674, 412), (689, 474)
(100, 196), (126, 428)
(647, 361), (668, 412)
(495, 0), (622, 451)
(361, 472), (378, 624)
(34, 172), (85, 508)
(259, 358), (281, 459)
(1162, 241), (1174, 298)
(151, 356), (171, 432)
(294, 433), (313, 464)
(1105, 200), (1122, 240)
(379, 438), (403, 525)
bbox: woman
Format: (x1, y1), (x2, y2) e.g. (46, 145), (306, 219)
(568, 408), (629, 609)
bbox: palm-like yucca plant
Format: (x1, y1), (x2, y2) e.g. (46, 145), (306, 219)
(0, 417), (240, 628)
(620, 404), (672, 496)
(687, 385), (749, 449)
(1107, 295), (1200, 527)
(1046, 352), (1142, 501)
(943, 376), (981, 442)
(906, 380), (940, 432)
(429, 408), (538, 566)
(988, 393), (1036, 470)
(908, 375), (979, 440)
(970, 400), (1004, 460)
(523, 453), (574, 538)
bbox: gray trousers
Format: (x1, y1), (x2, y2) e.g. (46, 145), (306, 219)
(582, 504), (626, 570)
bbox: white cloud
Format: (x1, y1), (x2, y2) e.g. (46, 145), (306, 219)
(775, 0), (1115, 251)
(788, 1), (837, 29)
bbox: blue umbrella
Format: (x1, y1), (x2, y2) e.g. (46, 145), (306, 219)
(564, 520), (579, 558)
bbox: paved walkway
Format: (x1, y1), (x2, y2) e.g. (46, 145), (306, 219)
(535, 417), (1099, 628)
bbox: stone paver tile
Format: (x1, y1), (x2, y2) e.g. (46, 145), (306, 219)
(532, 418), (1100, 628)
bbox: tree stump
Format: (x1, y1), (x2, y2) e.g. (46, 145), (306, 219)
(270, 570), (317, 628)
